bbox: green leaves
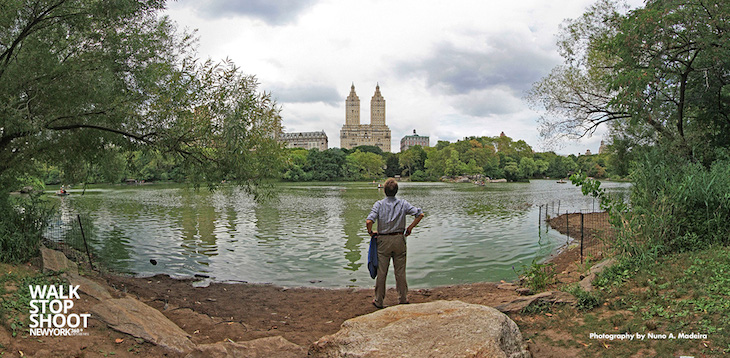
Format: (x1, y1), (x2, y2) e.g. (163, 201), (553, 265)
(531, 0), (730, 163)
(1, 0), (284, 195)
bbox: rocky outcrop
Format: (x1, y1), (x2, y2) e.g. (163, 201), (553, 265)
(495, 291), (577, 313)
(309, 300), (530, 358)
(185, 336), (306, 358)
(40, 246), (78, 274)
(91, 297), (195, 353)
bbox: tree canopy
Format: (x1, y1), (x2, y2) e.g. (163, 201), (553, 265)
(528, 0), (730, 163)
(1, 0), (283, 194)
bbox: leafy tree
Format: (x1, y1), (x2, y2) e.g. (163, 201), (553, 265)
(349, 145), (383, 155)
(518, 157), (538, 178)
(382, 152), (401, 177)
(502, 158), (520, 181)
(534, 159), (550, 177)
(305, 149), (346, 181)
(424, 146), (450, 178)
(345, 150), (385, 180)
(1, 0), (283, 195)
(0, 0), (284, 262)
(399, 145), (426, 177)
(528, 0), (730, 163)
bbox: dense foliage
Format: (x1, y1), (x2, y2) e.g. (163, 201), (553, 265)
(276, 137), (621, 182)
(536, 0), (730, 258)
(1, 0), (284, 262)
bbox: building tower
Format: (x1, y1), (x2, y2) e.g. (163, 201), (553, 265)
(370, 84), (385, 126)
(345, 83), (360, 125)
(340, 83), (391, 152)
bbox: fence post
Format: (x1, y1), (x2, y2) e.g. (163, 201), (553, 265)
(580, 212), (585, 265)
(566, 211), (570, 244)
(77, 214), (95, 271)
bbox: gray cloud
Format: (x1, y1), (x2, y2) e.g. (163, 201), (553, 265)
(397, 34), (556, 95)
(453, 89), (524, 117)
(183, 0), (319, 25)
(271, 84), (341, 106)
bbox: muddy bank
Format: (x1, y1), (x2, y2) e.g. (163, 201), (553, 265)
(104, 275), (522, 348)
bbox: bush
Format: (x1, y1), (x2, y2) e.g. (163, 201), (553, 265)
(0, 194), (54, 263)
(410, 170), (429, 182)
(564, 285), (601, 311)
(517, 259), (557, 292)
(628, 149), (730, 253)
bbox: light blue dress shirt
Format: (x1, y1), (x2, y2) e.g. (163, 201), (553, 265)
(367, 196), (423, 234)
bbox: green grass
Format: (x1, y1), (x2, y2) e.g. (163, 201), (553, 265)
(0, 263), (65, 338)
(518, 245), (730, 357)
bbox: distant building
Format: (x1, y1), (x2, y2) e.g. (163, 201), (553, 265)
(585, 149), (592, 156)
(400, 129), (429, 152)
(340, 84), (392, 152)
(279, 131), (328, 151)
(598, 140), (608, 154)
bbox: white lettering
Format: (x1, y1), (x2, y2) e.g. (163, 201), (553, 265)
(29, 285), (46, 299)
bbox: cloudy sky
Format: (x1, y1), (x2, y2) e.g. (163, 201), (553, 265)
(165, 0), (644, 154)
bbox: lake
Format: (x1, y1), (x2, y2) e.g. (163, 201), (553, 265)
(48, 180), (630, 288)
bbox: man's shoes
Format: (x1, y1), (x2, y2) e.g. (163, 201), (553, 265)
(372, 301), (384, 309)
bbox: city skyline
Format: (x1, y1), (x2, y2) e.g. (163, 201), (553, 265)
(164, 0), (645, 154)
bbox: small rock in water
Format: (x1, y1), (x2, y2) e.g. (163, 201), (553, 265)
(149, 259), (157, 265)
(309, 280), (322, 284)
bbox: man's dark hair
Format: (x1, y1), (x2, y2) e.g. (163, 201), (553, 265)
(384, 178), (398, 196)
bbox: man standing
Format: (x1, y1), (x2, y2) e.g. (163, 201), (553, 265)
(366, 178), (424, 308)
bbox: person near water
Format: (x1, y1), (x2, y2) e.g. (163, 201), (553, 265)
(366, 178), (424, 309)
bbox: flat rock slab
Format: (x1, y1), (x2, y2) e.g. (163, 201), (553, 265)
(310, 300), (530, 358)
(495, 291), (577, 313)
(65, 273), (112, 301)
(92, 297), (195, 353)
(40, 246), (78, 274)
(186, 336), (306, 358)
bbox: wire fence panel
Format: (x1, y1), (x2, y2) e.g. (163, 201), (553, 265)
(43, 213), (96, 271)
(541, 205), (615, 264)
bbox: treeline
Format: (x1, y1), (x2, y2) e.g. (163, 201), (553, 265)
(282, 135), (625, 182)
(38, 135), (623, 185)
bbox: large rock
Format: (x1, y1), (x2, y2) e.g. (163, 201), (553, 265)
(92, 297), (195, 353)
(495, 291), (577, 313)
(65, 273), (112, 301)
(309, 300), (530, 358)
(40, 246), (78, 274)
(186, 336), (306, 358)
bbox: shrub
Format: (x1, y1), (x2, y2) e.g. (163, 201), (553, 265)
(0, 194), (54, 263)
(517, 259), (557, 292)
(629, 149), (730, 253)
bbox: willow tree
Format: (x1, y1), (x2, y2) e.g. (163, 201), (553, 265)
(528, 0), (730, 162)
(0, 0), (283, 194)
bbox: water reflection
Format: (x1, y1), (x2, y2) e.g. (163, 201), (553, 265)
(56, 180), (630, 288)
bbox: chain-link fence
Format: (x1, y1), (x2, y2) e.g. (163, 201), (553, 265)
(43, 213), (96, 272)
(539, 202), (615, 264)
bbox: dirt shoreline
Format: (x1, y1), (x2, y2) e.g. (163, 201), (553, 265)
(2, 212), (603, 357)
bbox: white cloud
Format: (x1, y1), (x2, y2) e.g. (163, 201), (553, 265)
(166, 0), (645, 154)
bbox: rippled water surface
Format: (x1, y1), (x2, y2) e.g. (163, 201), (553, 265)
(53, 180), (630, 288)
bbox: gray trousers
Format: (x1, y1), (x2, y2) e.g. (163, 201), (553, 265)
(374, 234), (408, 306)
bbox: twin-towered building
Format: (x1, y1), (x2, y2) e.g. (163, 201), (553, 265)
(281, 84), (429, 153)
(340, 83), (392, 152)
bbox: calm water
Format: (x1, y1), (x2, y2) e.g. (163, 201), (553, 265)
(50, 180), (630, 288)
